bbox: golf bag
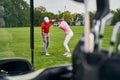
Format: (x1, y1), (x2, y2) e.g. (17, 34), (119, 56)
(72, 39), (120, 80)
(72, 0), (120, 79)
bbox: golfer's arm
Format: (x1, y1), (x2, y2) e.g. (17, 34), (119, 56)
(41, 31), (45, 39)
(41, 26), (45, 39)
(51, 19), (56, 23)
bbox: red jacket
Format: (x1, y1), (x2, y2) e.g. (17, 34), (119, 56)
(41, 20), (52, 33)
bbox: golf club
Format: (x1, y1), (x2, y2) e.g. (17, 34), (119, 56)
(92, 20), (100, 50)
(91, 0), (111, 52)
(73, 0), (94, 53)
(116, 28), (120, 52)
(98, 13), (113, 51)
(83, 0), (95, 53)
(108, 22), (120, 57)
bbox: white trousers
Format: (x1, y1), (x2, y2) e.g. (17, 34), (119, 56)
(64, 32), (73, 52)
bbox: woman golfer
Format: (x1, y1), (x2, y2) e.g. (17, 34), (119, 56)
(56, 19), (73, 57)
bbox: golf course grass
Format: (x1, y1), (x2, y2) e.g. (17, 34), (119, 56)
(0, 26), (116, 70)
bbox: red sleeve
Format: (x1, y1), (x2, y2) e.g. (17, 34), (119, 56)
(41, 22), (44, 32)
(49, 20), (53, 23)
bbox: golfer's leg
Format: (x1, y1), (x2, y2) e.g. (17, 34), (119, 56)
(64, 32), (73, 52)
(64, 34), (72, 52)
(44, 36), (47, 53)
(46, 34), (50, 48)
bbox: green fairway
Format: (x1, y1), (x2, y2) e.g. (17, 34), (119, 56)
(0, 26), (115, 70)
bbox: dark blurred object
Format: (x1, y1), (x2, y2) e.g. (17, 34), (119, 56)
(72, 40), (120, 80)
(93, 0), (110, 20)
(33, 64), (72, 80)
(0, 58), (34, 76)
(74, 0), (84, 3)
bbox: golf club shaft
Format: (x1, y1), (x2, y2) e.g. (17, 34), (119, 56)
(108, 22), (120, 57)
(98, 13), (113, 51)
(94, 20), (100, 50)
(84, 0), (93, 53)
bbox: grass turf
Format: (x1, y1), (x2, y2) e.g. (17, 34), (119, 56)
(0, 26), (115, 70)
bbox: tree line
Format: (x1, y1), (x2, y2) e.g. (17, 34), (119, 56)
(0, 0), (120, 27)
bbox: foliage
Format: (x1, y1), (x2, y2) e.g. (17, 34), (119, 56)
(72, 13), (84, 25)
(34, 6), (46, 26)
(0, 0), (119, 27)
(34, 6), (59, 26)
(1, 0), (30, 27)
(63, 11), (73, 25)
(35, 6), (47, 13)
(0, 6), (4, 17)
(0, 6), (5, 27)
(111, 9), (120, 25)
(58, 11), (73, 25)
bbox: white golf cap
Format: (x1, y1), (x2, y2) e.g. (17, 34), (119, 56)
(44, 16), (49, 23)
